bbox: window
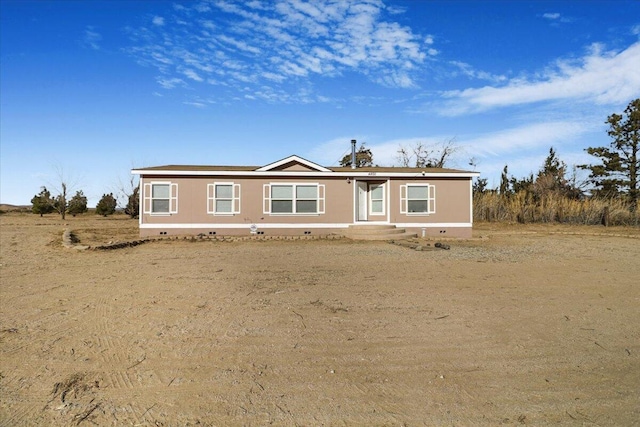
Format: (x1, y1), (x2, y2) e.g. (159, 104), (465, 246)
(143, 182), (178, 214)
(264, 183), (325, 215)
(400, 184), (435, 215)
(207, 183), (240, 214)
(370, 184), (385, 215)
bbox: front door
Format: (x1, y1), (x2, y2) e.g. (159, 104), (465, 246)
(356, 181), (387, 222)
(357, 182), (368, 221)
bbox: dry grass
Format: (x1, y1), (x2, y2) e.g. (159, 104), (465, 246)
(474, 192), (640, 226)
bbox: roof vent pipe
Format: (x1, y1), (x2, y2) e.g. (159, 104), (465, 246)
(351, 139), (357, 169)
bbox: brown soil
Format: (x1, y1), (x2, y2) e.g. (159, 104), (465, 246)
(1, 213), (638, 426)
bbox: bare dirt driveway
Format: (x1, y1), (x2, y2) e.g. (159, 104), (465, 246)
(1, 213), (639, 426)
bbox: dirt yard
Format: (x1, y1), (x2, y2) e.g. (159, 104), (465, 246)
(1, 212), (638, 426)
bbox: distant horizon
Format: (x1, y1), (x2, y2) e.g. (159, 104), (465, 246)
(2, 0), (639, 206)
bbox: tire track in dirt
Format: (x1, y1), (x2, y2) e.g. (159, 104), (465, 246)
(1, 400), (40, 427)
(72, 291), (196, 424)
(108, 402), (144, 426)
(94, 334), (125, 365)
(2, 304), (77, 353)
(88, 296), (130, 367)
(106, 370), (136, 390)
(0, 328), (30, 357)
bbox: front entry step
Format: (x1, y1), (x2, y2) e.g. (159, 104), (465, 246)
(340, 224), (417, 241)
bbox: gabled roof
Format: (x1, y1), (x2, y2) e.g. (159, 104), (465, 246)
(133, 165), (257, 172)
(132, 155), (480, 178)
(328, 166), (472, 174)
(255, 155), (332, 172)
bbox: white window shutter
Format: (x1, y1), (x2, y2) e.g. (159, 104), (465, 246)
(400, 185), (407, 214)
(143, 183), (152, 214)
(263, 184), (271, 214)
(207, 184), (215, 214)
(318, 184), (325, 214)
(233, 183), (241, 214)
(429, 184), (436, 214)
(170, 183), (178, 214)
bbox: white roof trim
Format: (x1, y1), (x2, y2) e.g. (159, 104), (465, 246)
(255, 155), (332, 172)
(132, 169), (480, 178)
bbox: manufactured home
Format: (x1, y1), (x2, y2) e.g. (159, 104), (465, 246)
(132, 142), (479, 239)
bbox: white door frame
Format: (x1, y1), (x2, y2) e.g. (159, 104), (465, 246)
(354, 180), (389, 223)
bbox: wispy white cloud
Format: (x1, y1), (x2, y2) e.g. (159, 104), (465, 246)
(193, 2), (211, 13)
(157, 77), (185, 89)
(449, 60), (507, 83)
(82, 26), (102, 50)
(181, 68), (204, 82)
(438, 42), (640, 115)
(308, 119), (598, 184)
(458, 121), (590, 157)
(183, 101), (206, 108)
(386, 5), (406, 15)
(126, 0), (432, 103)
(541, 12), (573, 24)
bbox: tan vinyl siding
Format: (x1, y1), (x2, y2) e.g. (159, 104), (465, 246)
(140, 176), (354, 226)
(389, 178), (471, 224)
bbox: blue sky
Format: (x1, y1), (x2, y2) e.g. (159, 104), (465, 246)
(1, 0), (639, 206)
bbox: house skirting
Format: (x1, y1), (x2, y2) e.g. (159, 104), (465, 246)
(139, 223), (474, 239)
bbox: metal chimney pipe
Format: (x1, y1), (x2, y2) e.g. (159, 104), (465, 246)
(351, 139), (357, 169)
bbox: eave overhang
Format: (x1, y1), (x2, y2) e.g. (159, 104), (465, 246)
(132, 169), (480, 179)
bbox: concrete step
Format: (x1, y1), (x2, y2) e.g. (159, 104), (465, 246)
(347, 224), (397, 230)
(344, 227), (406, 236)
(344, 231), (418, 241)
(341, 224), (417, 241)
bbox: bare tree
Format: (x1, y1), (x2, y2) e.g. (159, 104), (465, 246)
(396, 138), (460, 168)
(47, 165), (80, 220)
(55, 182), (68, 220)
(397, 142), (428, 167)
(113, 165), (140, 218)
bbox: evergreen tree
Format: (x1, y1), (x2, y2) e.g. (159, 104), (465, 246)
(124, 187), (139, 219)
(31, 187), (54, 216)
(96, 193), (117, 217)
(580, 98), (639, 208)
(499, 165), (511, 196)
(539, 147), (566, 183)
(67, 190), (88, 216)
(511, 173), (534, 195)
(472, 177), (488, 194)
(535, 147), (582, 199)
(340, 143), (374, 167)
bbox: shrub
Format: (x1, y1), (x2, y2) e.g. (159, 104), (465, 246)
(96, 193), (117, 217)
(67, 190), (88, 216)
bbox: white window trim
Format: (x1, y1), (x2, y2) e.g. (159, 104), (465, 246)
(143, 181), (178, 216)
(369, 183), (385, 216)
(263, 183), (325, 216)
(207, 182), (241, 215)
(400, 184), (436, 216)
